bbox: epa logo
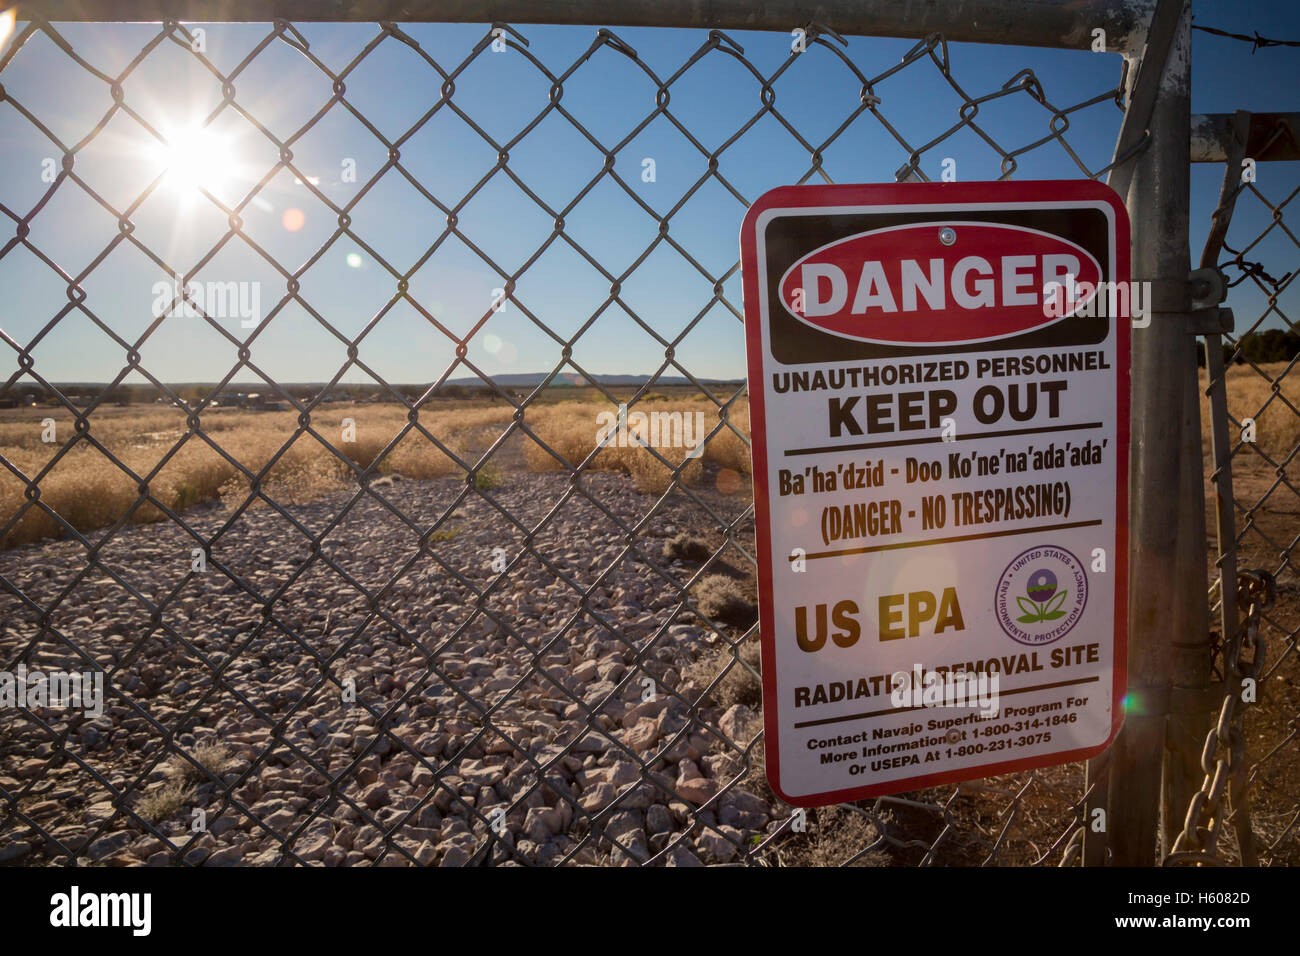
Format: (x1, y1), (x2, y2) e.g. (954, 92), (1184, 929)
(994, 546), (1087, 646)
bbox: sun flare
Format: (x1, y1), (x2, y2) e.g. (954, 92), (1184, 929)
(145, 123), (234, 199)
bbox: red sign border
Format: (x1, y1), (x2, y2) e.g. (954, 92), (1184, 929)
(740, 180), (1131, 808)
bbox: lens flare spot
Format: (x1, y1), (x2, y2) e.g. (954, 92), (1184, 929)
(0, 11), (15, 52)
(282, 208), (305, 232)
(483, 333), (503, 354)
(346, 252), (363, 269)
(716, 467), (742, 495)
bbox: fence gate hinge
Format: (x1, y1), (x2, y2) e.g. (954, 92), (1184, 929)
(1139, 267), (1233, 334)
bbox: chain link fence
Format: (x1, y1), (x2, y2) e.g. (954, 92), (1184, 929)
(0, 4), (1291, 866)
(1192, 113), (1300, 864)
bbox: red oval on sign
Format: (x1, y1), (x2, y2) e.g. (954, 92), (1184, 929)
(778, 221), (1103, 345)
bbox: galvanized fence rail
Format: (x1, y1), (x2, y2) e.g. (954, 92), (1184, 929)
(0, 0), (1292, 866)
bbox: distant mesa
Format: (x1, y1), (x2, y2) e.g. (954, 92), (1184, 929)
(3, 373), (744, 409)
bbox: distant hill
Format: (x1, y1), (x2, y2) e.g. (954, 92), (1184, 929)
(10, 374), (744, 405)
(30, 374), (740, 390)
(443, 373), (741, 387)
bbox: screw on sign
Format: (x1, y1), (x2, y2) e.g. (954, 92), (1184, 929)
(740, 181), (1130, 806)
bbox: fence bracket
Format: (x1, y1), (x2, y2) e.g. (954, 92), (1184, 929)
(1137, 267), (1232, 333)
(1142, 266), (1226, 311)
(1187, 266), (1228, 311)
(1186, 307), (1234, 336)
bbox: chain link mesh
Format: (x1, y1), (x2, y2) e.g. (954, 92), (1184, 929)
(0, 15), (1140, 866)
(1197, 136), (1300, 865)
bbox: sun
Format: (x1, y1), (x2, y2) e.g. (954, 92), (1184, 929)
(145, 123), (234, 200)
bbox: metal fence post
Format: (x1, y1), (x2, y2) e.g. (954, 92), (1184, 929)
(1105, 0), (1208, 865)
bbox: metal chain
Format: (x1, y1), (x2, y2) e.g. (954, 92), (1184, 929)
(1167, 569), (1276, 865)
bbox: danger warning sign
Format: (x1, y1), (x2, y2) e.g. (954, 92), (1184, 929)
(740, 180), (1130, 806)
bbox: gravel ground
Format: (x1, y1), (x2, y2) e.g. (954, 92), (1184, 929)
(10, 462), (1289, 867)
(0, 469), (776, 866)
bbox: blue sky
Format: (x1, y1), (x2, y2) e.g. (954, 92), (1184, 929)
(0, 0), (1296, 390)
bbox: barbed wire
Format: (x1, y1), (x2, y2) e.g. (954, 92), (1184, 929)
(1192, 23), (1300, 54)
(1219, 241), (1294, 291)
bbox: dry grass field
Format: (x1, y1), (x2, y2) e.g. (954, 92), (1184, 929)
(0, 401), (507, 549)
(4, 361), (1294, 552)
(521, 395), (751, 494)
(1198, 360), (1300, 467)
(0, 390), (751, 550)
